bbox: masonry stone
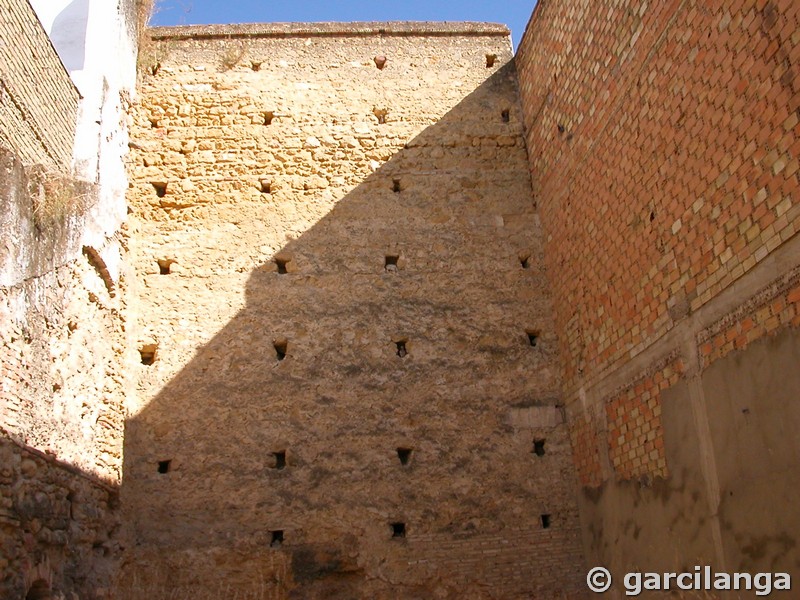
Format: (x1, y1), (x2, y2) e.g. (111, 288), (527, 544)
(120, 22), (586, 599)
(2, 0), (799, 598)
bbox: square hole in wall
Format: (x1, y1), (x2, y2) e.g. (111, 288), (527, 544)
(151, 182), (167, 198)
(263, 111), (274, 125)
(157, 460), (171, 474)
(157, 258), (175, 275)
(533, 439), (546, 457)
(485, 54), (497, 68)
(519, 254), (531, 269)
(251, 61), (262, 71)
(391, 522), (406, 538)
(139, 344), (158, 365)
(396, 447), (413, 466)
(271, 451), (286, 470)
(373, 108), (387, 124)
(395, 340), (407, 358)
(270, 530), (284, 547)
(385, 255), (399, 272)
(273, 339), (288, 360)
(526, 330), (540, 347)
(260, 180), (272, 194)
(392, 178), (401, 193)
(501, 108), (510, 122)
(274, 257), (289, 274)
(540, 514), (551, 529)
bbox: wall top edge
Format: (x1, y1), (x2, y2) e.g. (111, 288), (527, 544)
(148, 21), (511, 41)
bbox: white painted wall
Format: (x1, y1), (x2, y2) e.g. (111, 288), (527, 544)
(30, 0), (139, 280)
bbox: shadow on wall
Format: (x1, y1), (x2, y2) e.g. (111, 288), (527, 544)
(118, 60), (586, 599)
(50, 0), (89, 72)
(0, 433), (120, 600)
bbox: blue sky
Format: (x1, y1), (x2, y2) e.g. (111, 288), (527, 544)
(149, 0), (538, 50)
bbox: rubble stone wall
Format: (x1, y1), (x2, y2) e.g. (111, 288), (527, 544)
(121, 22), (587, 599)
(0, 148), (133, 598)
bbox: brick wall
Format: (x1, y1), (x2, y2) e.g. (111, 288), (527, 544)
(517, 0), (799, 402)
(407, 525), (585, 598)
(567, 415), (602, 488)
(517, 0), (800, 583)
(698, 263), (800, 366)
(605, 357), (683, 481)
(0, 0), (79, 170)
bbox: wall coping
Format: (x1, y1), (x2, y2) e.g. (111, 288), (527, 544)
(149, 21), (510, 41)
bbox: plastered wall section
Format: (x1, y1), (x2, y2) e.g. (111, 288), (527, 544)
(0, 4), (137, 597)
(121, 23), (587, 599)
(0, 145), (134, 598)
(29, 0), (140, 271)
(0, 0), (79, 171)
(516, 0), (800, 585)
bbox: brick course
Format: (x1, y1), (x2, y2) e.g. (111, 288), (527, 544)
(517, 0), (799, 398)
(699, 264), (800, 367)
(0, 0), (79, 170)
(517, 0), (800, 487)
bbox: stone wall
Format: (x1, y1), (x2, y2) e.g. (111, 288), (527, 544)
(121, 22), (587, 599)
(0, 434), (121, 599)
(0, 3), (138, 597)
(0, 146), (134, 598)
(0, 0), (79, 170)
(517, 0), (800, 587)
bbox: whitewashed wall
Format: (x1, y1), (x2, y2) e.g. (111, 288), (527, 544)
(30, 0), (139, 279)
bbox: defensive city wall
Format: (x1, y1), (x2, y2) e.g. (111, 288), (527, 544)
(121, 20), (585, 599)
(0, 0), (797, 597)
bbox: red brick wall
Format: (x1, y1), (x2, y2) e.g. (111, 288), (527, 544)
(568, 415), (602, 487)
(605, 358), (683, 481)
(699, 266), (800, 366)
(517, 0), (800, 486)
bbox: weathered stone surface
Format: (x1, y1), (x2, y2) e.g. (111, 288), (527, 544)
(121, 23), (586, 599)
(0, 147), (133, 597)
(0, 4), (137, 597)
(0, 434), (122, 599)
(11, 0), (796, 596)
